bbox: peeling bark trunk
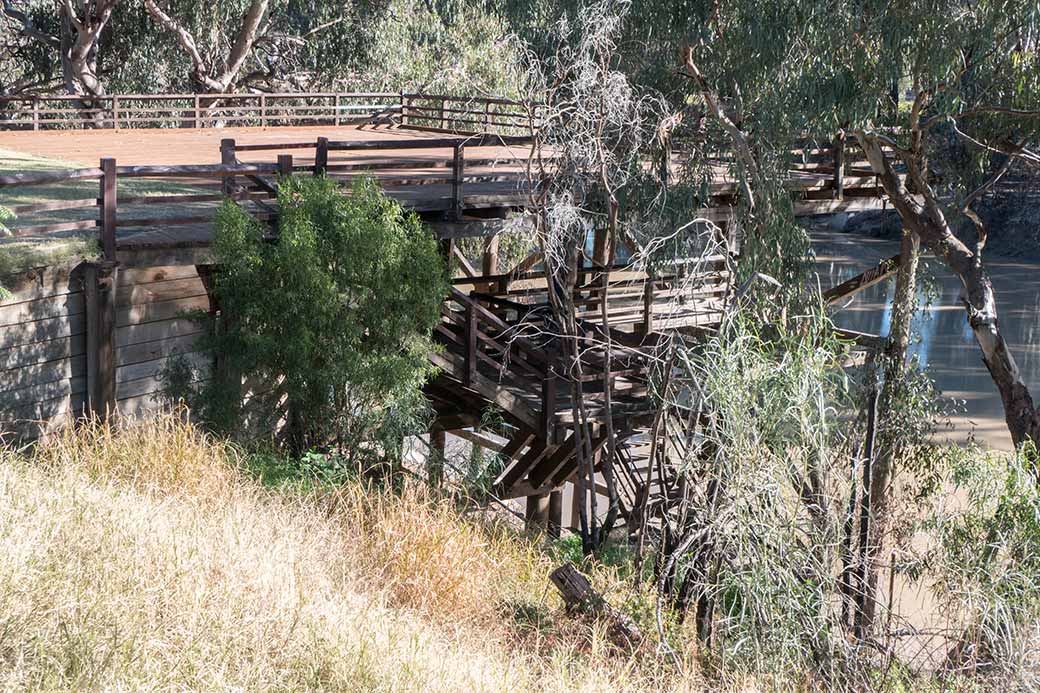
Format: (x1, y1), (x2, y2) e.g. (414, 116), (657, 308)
(143, 0), (270, 93)
(56, 0), (120, 124)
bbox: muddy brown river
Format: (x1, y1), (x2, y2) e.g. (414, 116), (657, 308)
(812, 228), (1040, 451)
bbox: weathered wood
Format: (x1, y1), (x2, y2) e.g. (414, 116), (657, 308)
(823, 253), (901, 305)
(83, 261), (118, 420)
(314, 137), (329, 176)
(495, 440), (555, 496)
(277, 154), (293, 176)
(832, 134), (846, 200)
(451, 142), (465, 220)
(525, 493), (551, 533)
(428, 428), (446, 487)
(451, 427), (507, 453)
(464, 301), (477, 387)
(547, 490), (563, 539)
(549, 562), (643, 649)
(220, 138), (237, 197)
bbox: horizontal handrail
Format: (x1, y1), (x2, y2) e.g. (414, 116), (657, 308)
(0, 91), (539, 134)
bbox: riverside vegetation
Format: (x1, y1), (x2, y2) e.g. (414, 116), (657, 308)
(2, 0), (1040, 690)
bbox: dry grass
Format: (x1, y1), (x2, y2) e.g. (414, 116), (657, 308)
(0, 415), (702, 691)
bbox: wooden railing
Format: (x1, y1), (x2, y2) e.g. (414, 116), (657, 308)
(0, 132), (540, 258)
(399, 94), (543, 135)
(451, 260), (731, 333)
(0, 91), (541, 133)
(224, 132), (536, 218)
(0, 92), (400, 131)
(0, 159), (282, 258)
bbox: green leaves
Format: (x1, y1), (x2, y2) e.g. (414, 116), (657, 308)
(184, 175), (448, 461)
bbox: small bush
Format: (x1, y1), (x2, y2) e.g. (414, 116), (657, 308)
(167, 175), (448, 462)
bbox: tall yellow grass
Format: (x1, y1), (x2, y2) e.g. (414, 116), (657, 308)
(0, 416), (700, 691)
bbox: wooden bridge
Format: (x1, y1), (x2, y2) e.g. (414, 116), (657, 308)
(0, 91), (896, 530)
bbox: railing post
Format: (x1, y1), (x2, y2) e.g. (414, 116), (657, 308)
(832, 132), (845, 200)
(260, 94), (267, 128)
(83, 260), (118, 422)
(100, 158), (117, 261)
(641, 273), (654, 334)
(314, 137), (328, 176)
(277, 154), (293, 177)
(451, 142), (465, 220)
(440, 98), (446, 130)
(194, 94), (201, 128)
(220, 138), (236, 196)
(112, 96), (119, 131)
(541, 351), (557, 444)
(483, 100), (491, 133)
(32, 97), (39, 131)
(464, 299), (477, 387)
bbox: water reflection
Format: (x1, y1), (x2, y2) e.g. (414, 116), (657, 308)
(812, 229), (1040, 450)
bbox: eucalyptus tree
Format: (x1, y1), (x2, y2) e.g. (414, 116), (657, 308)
(140, 0), (382, 93)
(644, 0), (1040, 451)
(1, 0), (122, 100)
(670, 0), (1040, 655)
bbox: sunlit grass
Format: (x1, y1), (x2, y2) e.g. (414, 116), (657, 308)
(0, 414), (702, 691)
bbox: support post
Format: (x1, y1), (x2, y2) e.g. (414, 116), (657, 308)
(334, 94), (341, 127)
(277, 154), (293, 176)
(440, 98), (447, 130)
(451, 142), (465, 220)
(112, 96), (119, 131)
(400, 92), (409, 126)
(260, 94), (267, 128)
(439, 237), (455, 272)
(194, 94), (201, 128)
(641, 274), (654, 334)
(99, 158), (117, 261)
(314, 137), (329, 176)
(429, 428), (446, 487)
(464, 301), (477, 387)
(32, 97), (39, 131)
(526, 493), (551, 534)
(220, 138), (237, 196)
(480, 234), (498, 292)
(548, 489), (563, 538)
(833, 133), (846, 200)
(83, 261), (118, 421)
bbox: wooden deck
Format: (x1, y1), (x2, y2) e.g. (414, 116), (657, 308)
(0, 124), (527, 167)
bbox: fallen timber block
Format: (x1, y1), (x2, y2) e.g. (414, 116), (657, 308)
(549, 562), (643, 649)
(823, 253), (901, 305)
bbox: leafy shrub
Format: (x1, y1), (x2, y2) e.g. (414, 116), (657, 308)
(165, 175), (448, 464)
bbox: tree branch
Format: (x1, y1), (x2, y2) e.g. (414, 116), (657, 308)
(1, 0), (60, 48)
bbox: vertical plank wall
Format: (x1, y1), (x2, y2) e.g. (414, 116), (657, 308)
(114, 265), (210, 417)
(0, 264), (87, 440)
(0, 261), (212, 441)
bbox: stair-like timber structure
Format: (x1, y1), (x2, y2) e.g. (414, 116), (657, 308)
(425, 258), (727, 515)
